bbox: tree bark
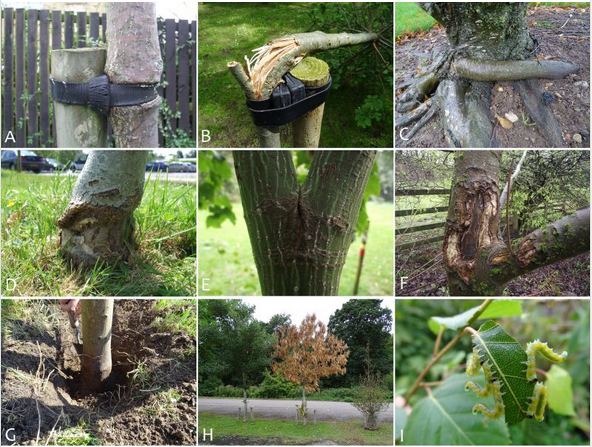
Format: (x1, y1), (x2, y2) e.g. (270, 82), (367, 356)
(243, 389), (248, 423)
(301, 385), (308, 426)
(105, 2), (162, 147)
(443, 151), (590, 295)
(58, 150), (148, 268)
(81, 299), (113, 392)
(234, 150), (376, 295)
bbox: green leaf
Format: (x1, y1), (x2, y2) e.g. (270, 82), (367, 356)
(471, 320), (534, 424)
(395, 404), (407, 441)
(546, 365), (576, 416)
(404, 373), (510, 445)
(429, 300), (522, 334)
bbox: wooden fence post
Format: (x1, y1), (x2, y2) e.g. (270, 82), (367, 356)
(237, 407), (241, 422)
(295, 407), (299, 425)
(313, 409), (317, 426)
(51, 48), (108, 147)
(250, 407), (254, 422)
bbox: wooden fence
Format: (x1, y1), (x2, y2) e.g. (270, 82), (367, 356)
(1, 8), (196, 148)
(395, 188), (450, 251)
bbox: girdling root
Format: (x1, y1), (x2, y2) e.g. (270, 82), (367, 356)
(396, 52), (580, 148)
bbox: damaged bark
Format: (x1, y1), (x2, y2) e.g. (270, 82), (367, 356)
(396, 3), (580, 148)
(233, 150), (377, 295)
(58, 150), (148, 268)
(444, 151), (590, 296)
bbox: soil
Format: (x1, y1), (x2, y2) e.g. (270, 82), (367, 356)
(395, 6), (591, 148)
(1, 300), (196, 446)
(396, 248), (590, 297)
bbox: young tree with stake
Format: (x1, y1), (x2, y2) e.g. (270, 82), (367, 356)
(272, 314), (349, 425)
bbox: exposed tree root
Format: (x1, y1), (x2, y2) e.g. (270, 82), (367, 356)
(435, 79), (495, 148)
(397, 104), (437, 147)
(395, 98), (433, 128)
(395, 74), (439, 113)
(513, 79), (566, 148)
(452, 58), (580, 82)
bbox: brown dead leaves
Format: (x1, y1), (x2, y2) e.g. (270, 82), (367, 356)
(272, 314), (349, 392)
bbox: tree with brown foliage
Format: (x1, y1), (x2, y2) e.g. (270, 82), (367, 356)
(272, 314), (349, 425)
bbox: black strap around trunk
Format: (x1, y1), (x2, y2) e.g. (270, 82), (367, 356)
(246, 74), (332, 127)
(50, 74), (159, 116)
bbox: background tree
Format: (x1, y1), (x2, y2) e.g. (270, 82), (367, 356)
(234, 150), (377, 295)
(264, 313), (292, 336)
(272, 314), (349, 425)
(444, 150), (590, 295)
(81, 299), (114, 392)
(326, 299), (392, 387)
(58, 150), (148, 268)
(351, 346), (389, 430)
(198, 299), (274, 419)
(396, 3), (580, 147)
(106, 2), (162, 147)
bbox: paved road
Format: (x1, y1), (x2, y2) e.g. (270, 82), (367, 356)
(199, 398), (393, 422)
(39, 170), (196, 183)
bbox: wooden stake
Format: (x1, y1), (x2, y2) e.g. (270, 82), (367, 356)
(291, 57), (330, 148)
(51, 48), (107, 148)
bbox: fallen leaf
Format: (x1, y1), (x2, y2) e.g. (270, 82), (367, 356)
(497, 87), (504, 92)
(496, 114), (513, 129)
(579, 39), (585, 44)
(565, 134), (571, 141)
(560, 37), (566, 41)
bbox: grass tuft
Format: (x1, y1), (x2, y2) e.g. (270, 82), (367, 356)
(1, 170), (196, 296)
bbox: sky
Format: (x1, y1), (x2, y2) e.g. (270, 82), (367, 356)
(241, 298), (394, 333)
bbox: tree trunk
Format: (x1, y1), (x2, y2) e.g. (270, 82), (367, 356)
(443, 151), (590, 295)
(396, 3), (579, 148)
(301, 386), (308, 426)
(58, 150), (148, 268)
(243, 389), (248, 423)
(81, 299), (113, 392)
(105, 2), (162, 147)
(233, 150), (377, 295)
(365, 413), (379, 430)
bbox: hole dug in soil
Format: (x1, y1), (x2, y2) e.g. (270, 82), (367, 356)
(1, 300), (196, 446)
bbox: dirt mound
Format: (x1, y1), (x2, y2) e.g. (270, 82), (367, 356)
(1, 300), (196, 446)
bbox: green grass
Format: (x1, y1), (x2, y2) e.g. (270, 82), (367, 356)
(51, 420), (99, 446)
(395, 2), (589, 37)
(0, 170), (196, 296)
(151, 299), (197, 335)
(198, 413), (393, 445)
(199, 202), (393, 296)
(198, 3), (392, 148)
(1, 299), (56, 340)
(395, 3), (437, 38)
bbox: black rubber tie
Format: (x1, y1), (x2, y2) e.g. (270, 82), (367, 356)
(50, 74), (159, 116)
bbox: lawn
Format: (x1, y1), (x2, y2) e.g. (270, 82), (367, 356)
(1, 170), (196, 296)
(395, 2), (590, 37)
(198, 2), (392, 148)
(199, 201), (393, 296)
(198, 413), (393, 446)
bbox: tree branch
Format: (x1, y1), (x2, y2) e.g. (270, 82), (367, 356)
(499, 150), (528, 210)
(489, 206), (591, 283)
(404, 299), (493, 404)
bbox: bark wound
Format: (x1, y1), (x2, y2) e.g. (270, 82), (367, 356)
(516, 235), (538, 267)
(444, 172), (499, 283)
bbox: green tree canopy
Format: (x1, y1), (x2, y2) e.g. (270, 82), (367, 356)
(326, 299), (393, 387)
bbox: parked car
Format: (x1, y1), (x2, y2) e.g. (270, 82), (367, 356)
(1, 150), (51, 173)
(184, 162), (196, 172)
(168, 162), (189, 173)
(146, 161), (168, 172)
(46, 158), (65, 171)
(69, 154), (88, 171)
